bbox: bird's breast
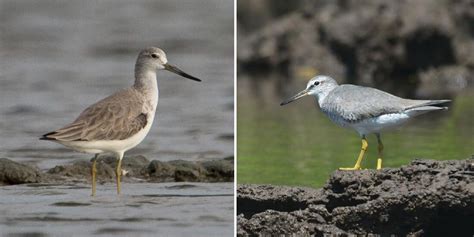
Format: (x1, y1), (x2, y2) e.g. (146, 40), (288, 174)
(321, 107), (350, 128)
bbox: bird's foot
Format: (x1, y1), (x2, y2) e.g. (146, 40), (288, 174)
(376, 158), (383, 170)
(338, 166), (362, 171)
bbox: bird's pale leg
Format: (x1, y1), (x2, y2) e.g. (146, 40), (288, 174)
(115, 152), (124, 195)
(339, 136), (368, 170)
(376, 133), (383, 170)
(91, 154), (98, 196)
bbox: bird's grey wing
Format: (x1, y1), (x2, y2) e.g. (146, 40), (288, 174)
(43, 89), (148, 141)
(323, 85), (409, 122)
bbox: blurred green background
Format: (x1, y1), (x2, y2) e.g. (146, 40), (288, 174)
(237, 0), (474, 188)
(238, 77), (473, 188)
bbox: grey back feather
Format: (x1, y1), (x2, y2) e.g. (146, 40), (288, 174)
(320, 85), (449, 122)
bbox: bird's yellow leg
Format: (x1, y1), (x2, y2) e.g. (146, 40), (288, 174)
(376, 134), (383, 170)
(339, 137), (368, 170)
(91, 154), (98, 196)
(115, 157), (122, 195)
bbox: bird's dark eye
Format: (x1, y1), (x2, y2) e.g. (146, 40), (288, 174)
(151, 54), (158, 58)
(313, 81), (320, 86)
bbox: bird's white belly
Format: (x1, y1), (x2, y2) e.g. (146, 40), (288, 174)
(59, 113), (156, 154)
(349, 113), (410, 135)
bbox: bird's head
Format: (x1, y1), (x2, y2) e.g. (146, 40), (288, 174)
(136, 47), (201, 82)
(280, 75), (338, 106)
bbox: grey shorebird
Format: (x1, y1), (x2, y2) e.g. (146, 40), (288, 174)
(41, 47), (201, 196)
(280, 75), (450, 170)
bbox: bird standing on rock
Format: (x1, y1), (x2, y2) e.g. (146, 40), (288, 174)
(41, 47), (202, 196)
(280, 75), (450, 170)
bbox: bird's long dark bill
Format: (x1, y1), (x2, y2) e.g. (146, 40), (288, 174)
(164, 64), (201, 82)
(280, 89), (309, 106)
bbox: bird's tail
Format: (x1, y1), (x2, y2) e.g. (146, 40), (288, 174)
(40, 131), (58, 141)
(406, 99), (450, 109)
(405, 99), (451, 117)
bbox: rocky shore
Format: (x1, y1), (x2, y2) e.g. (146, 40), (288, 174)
(238, 0), (474, 98)
(237, 159), (474, 236)
(0, 155), (233, 185)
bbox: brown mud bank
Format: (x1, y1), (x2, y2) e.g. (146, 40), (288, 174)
(237, 159), (474, 236)
(0, 155), (233, 185)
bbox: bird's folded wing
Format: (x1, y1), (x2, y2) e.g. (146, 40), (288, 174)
(323, 85), (409, 122)
(44, 90), (147, 141)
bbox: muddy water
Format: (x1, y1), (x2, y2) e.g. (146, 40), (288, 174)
(0, 182), (233, 236)
(0, 0), (234, 236)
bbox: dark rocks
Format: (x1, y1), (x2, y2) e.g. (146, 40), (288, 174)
(146, 160), (176, 181)
(104, 155), (149, 178)
(201, 156), (235, 182)
(48, 159), (115, 180)
(0, 158), (42, 185)
(238, 0), (474, 98)
(48, 155), (235, 183)
(146, 157), (235, 182)
(237, 159), (474, 236)
(238, 185), (322, 219)
(0, 155), (233, 185)
(147, 160), (204, 182)
(170, 160), (204, 182)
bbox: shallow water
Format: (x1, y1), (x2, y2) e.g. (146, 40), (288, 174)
(237, 78), (474, 188)
(0, 0), (233, 236)
(0, 0), (234, 169)
(0, 182), (234, 237)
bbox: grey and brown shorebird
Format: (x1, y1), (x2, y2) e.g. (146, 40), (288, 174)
(41, 47), (201, 196)
(280, 75), (450, 170)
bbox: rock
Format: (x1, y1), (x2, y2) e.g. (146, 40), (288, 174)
(145, 158), (234, 182)
(238, 0), (474, 98)
(0, 155), (233, 184)
(48, 155), (150, 181)
(169, 160), (204, 182)
(146, 160), (176, 182)
(200, 156), (234, 182)
(145, 157), (235, 182)
(0, 158), (42, 185)
(237, 159), (474, 236)
(104, 155), (150, 178)
(48, 159), (115, 180)
(238, 184), (322, 219)
(42, 155), (235, 183)
(47, 155), (149, 181)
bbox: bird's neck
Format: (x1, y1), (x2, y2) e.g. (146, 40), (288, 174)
(134, 65), (158, 91)
(133, 66), (159, 107)
(316, 85), (338, 106)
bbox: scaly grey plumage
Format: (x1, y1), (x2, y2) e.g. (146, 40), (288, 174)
(321, 84), (450, 123)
